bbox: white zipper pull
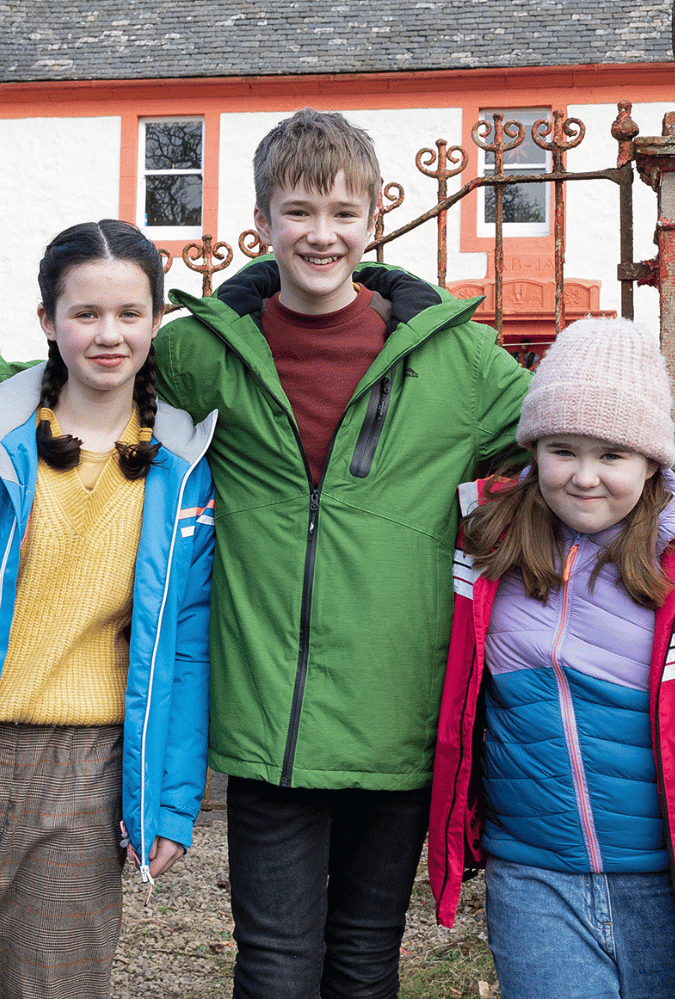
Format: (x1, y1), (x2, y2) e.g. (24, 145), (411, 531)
(139, 864), (155, 906)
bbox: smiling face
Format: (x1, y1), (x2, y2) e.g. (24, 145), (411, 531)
(38, 258), (162, 407)
(535, 434), (658, 534)
(253, 169), (376, 316)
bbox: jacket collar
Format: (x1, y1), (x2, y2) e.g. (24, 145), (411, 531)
(0, 363), (44, 440)
(204, 254), (483, 330)
(155, 402), (217, 466)
(169, 256), (485, 408)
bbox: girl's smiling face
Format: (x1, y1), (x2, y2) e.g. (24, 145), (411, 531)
(38, 258), (161, 405)
(535, 434), (658, 534)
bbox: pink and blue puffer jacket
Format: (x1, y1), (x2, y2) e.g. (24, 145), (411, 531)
(429, 474), (675, 926)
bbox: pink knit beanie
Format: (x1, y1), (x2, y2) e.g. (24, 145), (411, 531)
(516, 316), (675, 468)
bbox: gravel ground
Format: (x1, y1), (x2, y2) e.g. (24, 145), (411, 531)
(111, 780), (489, 999)
(112, 815), (235, 999)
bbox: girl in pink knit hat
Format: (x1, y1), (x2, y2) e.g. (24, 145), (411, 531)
(428, 316), (675, 998)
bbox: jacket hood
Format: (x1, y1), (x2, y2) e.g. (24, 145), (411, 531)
(0, 362), (217, 470)
(154, 402), (218, 468)
(0, 363), (44, 439)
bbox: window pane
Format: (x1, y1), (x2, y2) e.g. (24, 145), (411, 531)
(484, 182), (546, 224)
(145, 122), (202, 170)
(483, 111), (549, 169)
(145, 175), (202, 226)
(503, 129), (547, 169)
(480, 108), (550, 227)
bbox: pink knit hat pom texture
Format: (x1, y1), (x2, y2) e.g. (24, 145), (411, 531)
(516, 316), (675, 469)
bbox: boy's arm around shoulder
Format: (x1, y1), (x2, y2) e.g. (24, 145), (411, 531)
(154, 306), (226, 421)
(472, 322), (531, 470)
(154, 319), (194, 414)
(155, 455), (215, 852)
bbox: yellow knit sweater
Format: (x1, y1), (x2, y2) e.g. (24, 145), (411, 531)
(0, 408), (146, 725)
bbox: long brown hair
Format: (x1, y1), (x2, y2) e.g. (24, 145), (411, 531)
(462, 460), (673, 609)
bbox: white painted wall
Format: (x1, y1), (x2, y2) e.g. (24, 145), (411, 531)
(0, 102), (667, 361)
(0, 117), (121, 359)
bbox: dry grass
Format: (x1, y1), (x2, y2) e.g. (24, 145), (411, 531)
(113, 817), (498, 999)
(399, 861), (499, 999)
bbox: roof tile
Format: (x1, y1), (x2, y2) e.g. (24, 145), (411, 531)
(0, 0), (671, 82)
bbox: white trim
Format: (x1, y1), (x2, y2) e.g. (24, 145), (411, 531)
(0, 519), (17, 626)
(453, 547), (476, 600)
(458, 480), (480, 517)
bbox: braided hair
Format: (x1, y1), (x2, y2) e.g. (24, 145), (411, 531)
(36, 220), (164, 480)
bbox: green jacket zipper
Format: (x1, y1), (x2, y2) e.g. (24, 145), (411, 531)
(349, 367), (395, 479)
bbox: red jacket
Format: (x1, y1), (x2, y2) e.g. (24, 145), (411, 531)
(428, 479), (675, 927)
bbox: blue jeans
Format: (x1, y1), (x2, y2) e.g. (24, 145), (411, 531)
(226, 777), (431, 999)
(485, 857), (675, 999)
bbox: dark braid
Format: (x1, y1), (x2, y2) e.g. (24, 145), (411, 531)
(115, 344), (161, 480)
(36, 341), (82, 470)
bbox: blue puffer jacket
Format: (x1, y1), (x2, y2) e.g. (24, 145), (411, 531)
(0, 364), (216, 881)
(483, 471), (675, 874)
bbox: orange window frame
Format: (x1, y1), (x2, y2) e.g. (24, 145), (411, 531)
(458, 101), (560, 266)
(119, 106), (221, 255)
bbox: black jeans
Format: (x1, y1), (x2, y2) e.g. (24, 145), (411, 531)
(227, 777), (431, 999)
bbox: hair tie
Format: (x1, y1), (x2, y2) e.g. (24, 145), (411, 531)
(138, 427), (153, 444)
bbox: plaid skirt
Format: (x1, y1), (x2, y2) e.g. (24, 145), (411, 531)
(0, 723), (125, 999)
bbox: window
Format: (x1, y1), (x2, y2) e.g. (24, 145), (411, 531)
(477, 108), (551, 238)
(138, 117), (204, 238)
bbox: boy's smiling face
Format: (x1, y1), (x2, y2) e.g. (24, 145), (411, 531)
(254, 170), (376, 316)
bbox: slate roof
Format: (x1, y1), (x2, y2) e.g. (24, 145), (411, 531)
(1, 0), (672, 83)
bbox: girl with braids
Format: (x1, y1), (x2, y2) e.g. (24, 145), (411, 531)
(429, 318), (675, 998)
(0, 220), (216, 999)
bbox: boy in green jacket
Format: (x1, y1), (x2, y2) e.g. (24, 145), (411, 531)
(154, 107), (531, 999)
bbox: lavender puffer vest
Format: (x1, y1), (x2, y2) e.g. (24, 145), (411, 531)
(482, 472), (675, 874)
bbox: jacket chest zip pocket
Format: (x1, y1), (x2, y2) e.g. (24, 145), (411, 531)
(349, 367), (396, 479)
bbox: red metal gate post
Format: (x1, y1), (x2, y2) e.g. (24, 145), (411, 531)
(633, 114), (675, 377)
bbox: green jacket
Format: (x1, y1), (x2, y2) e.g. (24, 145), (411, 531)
(155, 257), (531, 790)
